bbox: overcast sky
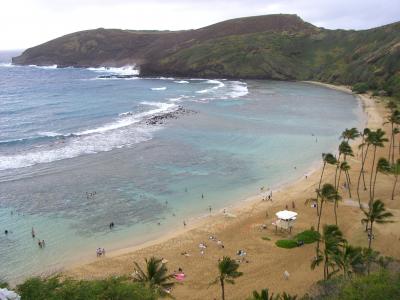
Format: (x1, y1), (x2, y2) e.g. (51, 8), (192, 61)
(1, 0), (399, 50)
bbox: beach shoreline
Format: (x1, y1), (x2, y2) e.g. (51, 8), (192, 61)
(60, 80), (400, 300)
(60, 81), (367, 271)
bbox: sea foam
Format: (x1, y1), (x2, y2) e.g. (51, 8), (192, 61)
(88, 65), (139, 76)
(0, 101), (178, 171)
(196, 80), (225, 94)
(228, 81), (249, 98)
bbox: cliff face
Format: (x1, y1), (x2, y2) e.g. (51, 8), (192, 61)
(12, 14), (400, 96)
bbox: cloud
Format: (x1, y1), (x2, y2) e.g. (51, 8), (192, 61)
(0, 0), (399, 50)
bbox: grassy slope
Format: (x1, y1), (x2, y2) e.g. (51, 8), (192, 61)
(152, 22), (400, 96)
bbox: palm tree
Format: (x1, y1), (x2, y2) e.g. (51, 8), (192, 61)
(133, 256), (175, 297)
(308, 183), (341, 252)
(249, 289), (277, 300)
(366, 129), (388, 204)
(372, 158), (391, 200)
(315, 153), (337, 216)
(341, 128), (360, 142)
(385, 110), (400, 164)
(280, 293), (298, 300)
(361, 200), (393, 274)
(360, 247), (380, 275)
(335, 141), (353, 194)
(337, 130), (357, 194)
(311, 224), (345, 280)
(357, 128), (371, 200)
(248, 290), (297, 300)
(211, 256), (243, 300)
(391, 159), (400, 200)
(340, 162), (352, 198)
(386, 101), (397, 112)
(335, 243), (363, 280)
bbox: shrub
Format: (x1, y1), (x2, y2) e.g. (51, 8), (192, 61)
(17, 276), (156, 300)
(275, 239), (298, 249)
(262, 236), (271, 241)
(294, 230), (320, 244)
(275, 230), (320, 249)
(352, 82), (369, 94)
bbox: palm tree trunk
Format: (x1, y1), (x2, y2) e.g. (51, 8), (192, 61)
(388, 123), (393, 162)
(324, 256), (329, 280)
(334, 157), (340, 191)
(392, 174), (398, 200)
(316, 200), (324, 253)
(337, 166), (343, 197)
(334, 201), (338, 225)
(369, 146), (377, 205)
(346, 170), (352, 198)
(220, 278), (225, 300)
(367, 223), (373, 275)
(361, 143), (368, 191)
(372, 164), (379, 202)
(357, 144), (369, 207)
(316, 162), (327, 216)
(334, 166), (343, 225)
(391, 130), (395, 164)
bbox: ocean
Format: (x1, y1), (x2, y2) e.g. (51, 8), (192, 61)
(0, 50), (363, 282)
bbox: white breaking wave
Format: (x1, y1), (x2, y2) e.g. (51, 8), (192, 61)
(0, 63), (14, 68)
(88, 65), (139, 76)
(29, 64), (58, 69)
(196, 80), (225, 94)
(0, 127), (156, 171)
(174, 80), (189, 84)
(151, 87), (167, 91)
(38, 131), (62, 137)
(228, 81), (249, 98)
(168, 95), (193, 103)
(0, 101), (178, 171)
(76, 102), (176, 136)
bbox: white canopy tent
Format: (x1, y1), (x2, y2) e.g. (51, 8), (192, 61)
(275, 210), (297, 220)
(273, 210), (298, 232)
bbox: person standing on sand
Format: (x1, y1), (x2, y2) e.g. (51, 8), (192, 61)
(183, 220), (186, 227)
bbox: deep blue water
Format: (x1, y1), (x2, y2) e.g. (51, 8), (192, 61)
(0, 51), (363, 281)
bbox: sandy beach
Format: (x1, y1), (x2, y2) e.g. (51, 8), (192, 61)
(64, 83), (400, 299)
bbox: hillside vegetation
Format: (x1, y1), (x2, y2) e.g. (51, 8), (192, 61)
(13, 14), (400, 97)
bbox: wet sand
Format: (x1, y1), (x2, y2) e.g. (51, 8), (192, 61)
(65, 83), (399, 299)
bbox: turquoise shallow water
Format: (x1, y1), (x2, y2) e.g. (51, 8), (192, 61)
(0, 52), (363, 282)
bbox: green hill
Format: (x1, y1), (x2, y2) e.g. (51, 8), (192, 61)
(12, 14), (400, 97)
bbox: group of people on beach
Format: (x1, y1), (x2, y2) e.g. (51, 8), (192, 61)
(96, 248), (106, 257)
(197, 235), (225, 255)
(260, 187), (273, 201)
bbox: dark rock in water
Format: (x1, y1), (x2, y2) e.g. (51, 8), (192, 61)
(98, 74), (137, 79)
(144, 106), (195, 126)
